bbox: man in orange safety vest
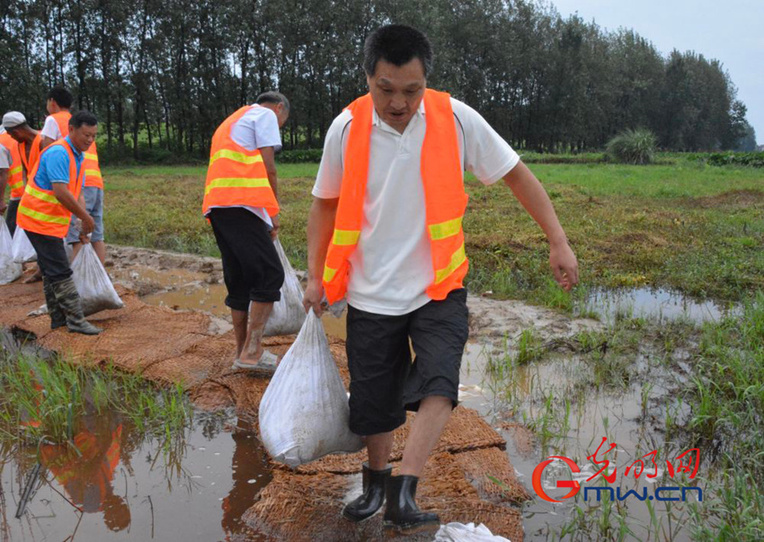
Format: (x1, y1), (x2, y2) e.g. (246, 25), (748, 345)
(203, 91), (289, 372)
(303, 25), (579, 534)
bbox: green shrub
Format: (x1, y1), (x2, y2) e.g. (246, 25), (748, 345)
(277, 148), (323, 163)
(705, 152), (764, 168)
(605, 128), (657, 165)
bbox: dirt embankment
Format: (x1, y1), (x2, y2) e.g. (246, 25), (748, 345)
(0, 245), (614, 541)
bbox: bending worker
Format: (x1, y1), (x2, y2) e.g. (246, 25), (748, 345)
(304, 25), (579, 534)
(0, 124), (24, 235)
(40, 87), (106, 264)
(202, 92), (289, 371)
(15, 111), (102, 335)
(4, 112), (43, 283)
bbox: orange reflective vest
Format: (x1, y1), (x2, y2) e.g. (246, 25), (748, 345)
(0, 133), (24, 198)
(202, 105), (279, 216)
(17, 139), (85, 238)
(323, 89), (469, 304)
(19, 134), (42, 178)
(50, 111), (103, 189)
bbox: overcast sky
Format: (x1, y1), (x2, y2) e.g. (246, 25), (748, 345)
(549, 0), (764, 145)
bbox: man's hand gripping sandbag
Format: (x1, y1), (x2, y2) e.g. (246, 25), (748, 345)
(71, 243), (124, 315)
(259, 309), (363, 467)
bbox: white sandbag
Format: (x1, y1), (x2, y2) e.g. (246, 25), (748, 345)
(11, 228), (36, 263)
(263, 239), (306, 336)
(0, 221), (22, 284)
(259, 309), (363, 467)
(70, 243), (124, 315)
(435, 522), (511, 542)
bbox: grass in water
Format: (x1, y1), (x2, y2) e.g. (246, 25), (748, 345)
(0, 350), (191, 447)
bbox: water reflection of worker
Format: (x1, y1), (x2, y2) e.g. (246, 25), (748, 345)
(39, 416), (131, 532)
(221, 421), (270, 540)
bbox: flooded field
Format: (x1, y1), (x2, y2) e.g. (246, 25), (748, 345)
(0, 245), (757, 541)
(1, 411), (271, 542)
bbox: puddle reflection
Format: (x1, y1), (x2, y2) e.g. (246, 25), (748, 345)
(1, 410), (271, 541)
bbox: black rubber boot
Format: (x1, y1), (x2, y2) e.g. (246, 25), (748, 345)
(383, 475), (440, 534)
(51, 277), (102, 335)
(42, 277), (66, 330)
(342, 462), (392, 522)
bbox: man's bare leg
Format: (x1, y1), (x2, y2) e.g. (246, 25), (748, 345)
(231, 308), (248, 361)
(92, 240), (107, 264)
(399, 396), (452, 476)
(366, 432), (394, 471)
(238, 301), (274, 363)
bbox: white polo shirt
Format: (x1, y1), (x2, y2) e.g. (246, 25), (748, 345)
(313, 97), (520, 315)
(41, 115), (64, 141)
(207, 104), (282, 226)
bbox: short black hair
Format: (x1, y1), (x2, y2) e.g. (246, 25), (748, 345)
(48, 86), (73, 109)
(70, 110), (97, 129)
(256, 91), (290, 111)
(363, 25), (433, 77)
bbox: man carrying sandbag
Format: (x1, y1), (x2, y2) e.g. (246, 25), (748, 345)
(203, 92), (289, 371)
(40, 87), (108, 265)
(16, 111), (102, 335)
(304, 25), (579, 534)
(3, 111), (44, 283)
(0, 124), (24, 235)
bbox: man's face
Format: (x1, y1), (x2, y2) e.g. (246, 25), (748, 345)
(69, 123), (97, 153)
(6, 127), (25, 144)
(367, 58), (426, 133)
(46, 98), (56, 115)
(262, 102), (289, 128)
(275, 103), (289, 128)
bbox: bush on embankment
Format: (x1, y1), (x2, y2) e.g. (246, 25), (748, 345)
(605, 129), (658, 165)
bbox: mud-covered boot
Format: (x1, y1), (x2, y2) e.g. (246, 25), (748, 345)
(42, 277), (66, 330)
(383, 475), (440, 534)
(51, 277), (102, 335)
(342, 463), (392, 522)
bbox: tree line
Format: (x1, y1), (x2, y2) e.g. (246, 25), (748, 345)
(0, 0), (754, 161)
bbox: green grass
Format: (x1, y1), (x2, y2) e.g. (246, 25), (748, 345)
(101, 158), (764, 307)
(488, 297), (763, 540)
(0, 349), (191, 446)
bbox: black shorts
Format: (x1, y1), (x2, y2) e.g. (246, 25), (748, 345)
(346, 288), (469, 436)
(208, 208), (284, 311)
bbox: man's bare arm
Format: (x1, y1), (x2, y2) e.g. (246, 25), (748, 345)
(260, 146), (279, 203)
(303, 197), (339, 315)
(503, 161), (579, 290)
(0, 169), (8, 213)
(40, 136), (55, 150)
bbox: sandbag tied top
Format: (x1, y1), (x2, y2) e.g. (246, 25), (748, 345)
(11, 228), (36, 263)
(0, 220), (22, 285)
(71, 243), (124, 316)
(259, 309), (363, 467)
(263, 239), (306, 337)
